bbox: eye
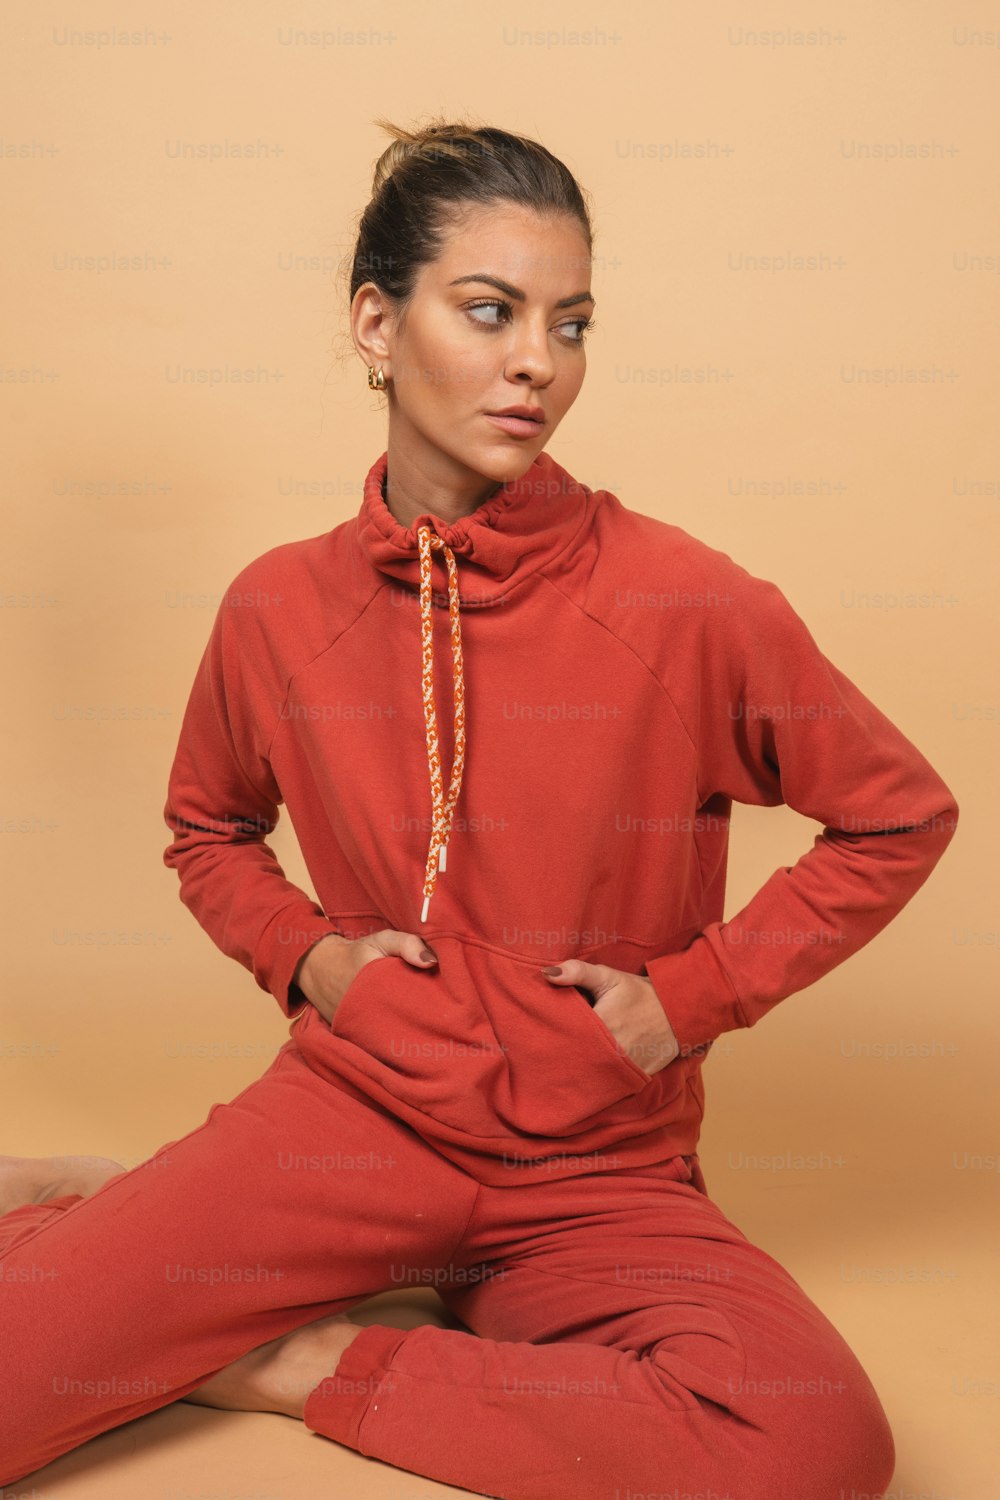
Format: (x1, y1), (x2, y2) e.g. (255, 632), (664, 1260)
(464, 298), (514, 329)
(559, 316), (596, 344)
(463, 299), (596, 344)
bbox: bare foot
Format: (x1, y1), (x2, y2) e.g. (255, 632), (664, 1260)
(183, 1312), (362, 1420)
(0, 1154), (126, 1216)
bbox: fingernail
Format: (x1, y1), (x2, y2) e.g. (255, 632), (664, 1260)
(420, 948), (437, 964)
(540, 966), (562, 977)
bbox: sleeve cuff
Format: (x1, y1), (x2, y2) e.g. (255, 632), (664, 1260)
(643, 931), (750, 1054)
(253, 906), (346, 1018)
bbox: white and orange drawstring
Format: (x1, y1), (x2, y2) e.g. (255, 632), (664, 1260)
(417, 525), (466, 923)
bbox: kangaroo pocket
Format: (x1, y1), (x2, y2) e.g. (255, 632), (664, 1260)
(295, 935), (688, 1144)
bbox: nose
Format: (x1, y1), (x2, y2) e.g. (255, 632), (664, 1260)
(503, 314), (557, 386)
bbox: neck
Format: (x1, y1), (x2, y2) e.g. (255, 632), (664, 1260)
(383, 427), (512, 530)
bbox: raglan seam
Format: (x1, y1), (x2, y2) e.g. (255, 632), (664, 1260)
(262, 581), (391, 769)
(535, 569), (702, 782)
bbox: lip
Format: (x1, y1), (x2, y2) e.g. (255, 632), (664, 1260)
(487, 405), (546, 422)
(484, 408), (547, 439)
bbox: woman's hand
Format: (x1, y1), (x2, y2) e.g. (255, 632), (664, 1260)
(540, 959), (681, 1076)
(293, 929), (438, 1027)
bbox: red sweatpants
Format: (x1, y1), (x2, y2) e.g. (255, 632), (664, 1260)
(0, 1039), (894, 1499)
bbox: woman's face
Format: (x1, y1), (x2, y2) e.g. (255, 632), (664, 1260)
(354, 202), (595, 489)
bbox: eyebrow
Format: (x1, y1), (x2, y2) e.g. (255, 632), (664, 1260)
(447, 273), (596, 310)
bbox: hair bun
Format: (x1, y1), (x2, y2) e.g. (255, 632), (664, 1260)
(370, 117), (470, 195)
(371, 139), (414, 195)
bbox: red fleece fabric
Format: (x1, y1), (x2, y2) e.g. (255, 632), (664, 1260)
(161, 447), (959, 1186)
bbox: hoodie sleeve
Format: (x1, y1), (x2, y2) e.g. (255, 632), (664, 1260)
(643, 565), (959, 1055)
(162, 587), (344, 1018)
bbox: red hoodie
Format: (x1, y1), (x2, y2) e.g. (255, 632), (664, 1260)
(162, 449), (959, 1184)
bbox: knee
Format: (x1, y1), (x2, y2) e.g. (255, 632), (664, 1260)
(665, 1340), (896, 1500)
(754, 1366), (896, 1500)
(838, 1377), (896, 1497)
(635, 1313), (895, 1500)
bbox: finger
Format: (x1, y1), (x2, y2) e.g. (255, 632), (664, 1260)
(361, 929), (437, 966)
(540, 958), (607, 990)
(538, 958), (578, 983)
(397, 931), (438, 967)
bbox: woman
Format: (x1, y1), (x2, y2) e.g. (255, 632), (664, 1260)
(1, 117), (958, 1498)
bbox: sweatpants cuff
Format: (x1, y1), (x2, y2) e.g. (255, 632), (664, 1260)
(302, 1322), (410, 1450)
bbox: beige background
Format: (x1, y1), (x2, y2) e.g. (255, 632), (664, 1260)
(2, 2), (997, 1497)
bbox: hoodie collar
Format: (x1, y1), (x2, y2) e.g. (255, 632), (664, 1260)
(356, 448), (589, 607)
(353, 447), (591, 924)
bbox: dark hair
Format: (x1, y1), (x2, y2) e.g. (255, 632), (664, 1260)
(346, 114), (595, 335)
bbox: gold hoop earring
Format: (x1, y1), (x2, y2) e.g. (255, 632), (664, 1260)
(367, 365), (386, 391)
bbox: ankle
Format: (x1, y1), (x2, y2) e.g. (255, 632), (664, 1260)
(39, 1154), (126, 1203)
(0, 1157), (48, 1217)
(0, 1154), (126, 1216)
(267, 1315), (363, 1420)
